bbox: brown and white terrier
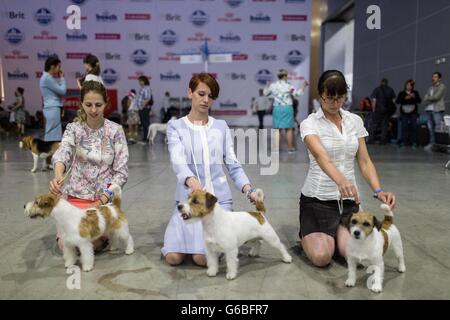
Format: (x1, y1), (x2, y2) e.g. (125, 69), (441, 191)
(19, 136), (60, 173)
(177, 188), (292, 280)
(24, 185), (134, 272)
(345, 204), (406, 293)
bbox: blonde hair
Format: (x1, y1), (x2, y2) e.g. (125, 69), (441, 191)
(78, 81), (108, 122)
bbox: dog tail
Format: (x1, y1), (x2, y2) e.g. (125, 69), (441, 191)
(380, 203), (394, 229)
(254, 188), (266, 213)
(109, 184), (122, 208)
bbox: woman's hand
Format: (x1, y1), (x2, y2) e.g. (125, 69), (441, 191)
(49, 177), (63, 195)
(248, 191), (258, 204)
(186, 177), (203, 191)
(337, 179), (360, 204)
(376, 191), (396, 209)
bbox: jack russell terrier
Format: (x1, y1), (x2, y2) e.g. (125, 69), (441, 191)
(178, 188), (292, 280)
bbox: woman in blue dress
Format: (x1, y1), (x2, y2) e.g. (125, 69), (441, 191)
(162, 73), (258, 266)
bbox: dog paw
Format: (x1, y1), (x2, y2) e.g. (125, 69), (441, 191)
(248, 248), (259, 257)
(82, 264), (94, 272)
(282, 254), (292, 263)
(398, 264), (406, 273)
(206, 268), (218, 277)
(370, 283), (383, 293)
(125, 247), (135, 255)
(226, 272), (237, 280)
(65, 261), (76, 268)
(30, 168), (37, 173)
(345, 278), (356, 287)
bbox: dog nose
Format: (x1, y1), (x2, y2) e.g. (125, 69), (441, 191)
(23, 204), (25, 209)
(177, 204), (183, 211)
(353, 230), (360, 237)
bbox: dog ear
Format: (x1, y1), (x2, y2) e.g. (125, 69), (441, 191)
(373, 216), (382, 230)
(205, 192), (217, 209)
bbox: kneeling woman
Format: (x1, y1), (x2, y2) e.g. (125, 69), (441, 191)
(162, 73), (257, 266)
(299, 70), (396, 267)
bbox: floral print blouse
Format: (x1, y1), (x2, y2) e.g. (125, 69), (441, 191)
(52, 119), (129, 200)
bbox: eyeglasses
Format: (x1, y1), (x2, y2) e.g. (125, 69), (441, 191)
(321, 95), (347, 104)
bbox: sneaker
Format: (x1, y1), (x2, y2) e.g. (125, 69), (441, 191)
(287, 148), (296, 154)
(424, 144), (433, 151)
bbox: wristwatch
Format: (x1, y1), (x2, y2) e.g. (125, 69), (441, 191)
(373, 188), (383, 199)
(246, 187), (255, 200)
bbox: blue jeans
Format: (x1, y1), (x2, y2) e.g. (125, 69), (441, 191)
(400, 113), (418, 145)
(426, 111), (444, 144)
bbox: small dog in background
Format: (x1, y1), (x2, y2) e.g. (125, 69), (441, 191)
(24, 184), (134, 272)
(147, 116), (176, 144)
(19, 136), (60, 173)
(178, 188), (292, 280)
(345, 203), (406, 293)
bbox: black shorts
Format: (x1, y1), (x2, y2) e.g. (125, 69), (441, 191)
(299, 194), (359, 239)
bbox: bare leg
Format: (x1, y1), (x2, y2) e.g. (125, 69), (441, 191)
(336, 225), (351, 258)
(192, 254), (207, 267)
(286, 128), (294, 150)
(301, 232), (335, 267)
(165, 252), (186, 266)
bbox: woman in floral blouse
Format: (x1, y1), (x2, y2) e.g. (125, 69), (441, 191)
(50, 81), (129, 251)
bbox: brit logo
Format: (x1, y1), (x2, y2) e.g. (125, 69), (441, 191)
(96, 11), (118, 22)
(162, 13), (181, 21)
(95, 33), (121, 40)
(225, 72), (246, 80)
(5, 28), (24, 45)
(37, 50), (57, 60)
(250, 13), (271, 23)
(257, 53), (277, 61)
(102, 69), (119, 85)
(255, 69), (273, 85)
(218, 12), (242, 22)
(7, 69), (29, 80)
(66, 31), (88, 41)
(286, 49), (303, 66)
(34, 8), (53, 25)
(225, 0), (244, 7)
(252, 34), (277, 41)
(7, 11), (25, 19)
(33, 31), (58, 40)
(130, 33), (150, 41)
(282, 15), (307, 21)
(125, 13), (151, 20)
(4, 50), (29, 60)
(219, 32), (241, 43)
(287, 34), (306, 41)
(131, 49), (150, 65)
(103, 53), (121, 60)
(190, 10), (209, 26)
(160, 71), (181, 81)
(160, 30), (178, 46)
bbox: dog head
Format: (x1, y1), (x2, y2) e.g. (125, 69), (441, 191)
(19, 136), (33, 150)
(346, 212), (382, 240)
(24, 193), (59, 219)
(177, 190), (217, 220)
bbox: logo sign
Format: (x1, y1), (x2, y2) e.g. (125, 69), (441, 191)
(225, 0), (244, 7)
(34, 8), (53, 25)
(160, 29), (178, 46)
(190, 10), (209, 26)
(219, 32), (241, 42)
(160, 71), (181, 81)
(250, 13), (271, 23)
(125, 13), (151, 20)
(131, 49), (150, 65)
(257, 53), (277, 61)
(218, 12), (242, 22)
(255, 69), (273, 85)
(286, 49), (303, 66)
(287, 34), (306, 41)
(96, 11), (118, 22)
(7, 11), (25, 19)
(103, 53), (121, 60)
(131, 33), (150, 41)
(66, 52), (90, 59)
(162, 13), (181, 21)
(219, 100), (238, 108)
(187, 32), (211, 42)
(7, 69), (29, 80)
(285, 0), (305, 3)
(158, 52), (180, 61)
(33, 31), (58, 40)
(102, 68), (119, 85)
(282, 14), (307, 21)
(66, 31), (88, 41)
(95, 33), (121, 40)
(128, 71), (152, 80)
(225, 73), (246, 80)
(252, 34), (277, 41)
(71, 0), (87, 4)
(5, 28), (24, 45)
(37, 50), (57, 60)
(4, 50), (29, 60)
(232, 53), (248, 61)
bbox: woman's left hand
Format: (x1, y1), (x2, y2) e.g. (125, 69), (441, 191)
(376, 191), (396, 209)
(249, 191), (258, 204)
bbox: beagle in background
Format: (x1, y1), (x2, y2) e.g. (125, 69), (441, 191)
(19, 136), (60, 173)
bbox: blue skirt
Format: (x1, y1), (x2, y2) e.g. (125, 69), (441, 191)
(44, 107), (62, 142)
(272, 104), (294, 129)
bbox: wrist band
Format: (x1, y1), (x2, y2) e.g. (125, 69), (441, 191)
(373, 188), (383, 199)
(103, 188), (113, 204)
(246, 187), (255, 200)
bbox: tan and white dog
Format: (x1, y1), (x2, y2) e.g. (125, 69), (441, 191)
(178, 189), (292, 280)
(345, 204), (406, 293)
(24, 185), (134, 272)
(19, 136), (60, 173)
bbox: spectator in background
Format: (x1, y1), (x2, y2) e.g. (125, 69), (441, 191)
(252, 89), (271, 129)
(126, 90), (139, 143)
(161, 91), (171, 121)
(396, 79), (421, 148)
(423, 72), (446, 151)
(9, 87), (26, 137)
(77, 54), (103, 89)
(136, 76), (152, 144)
(40, 55), (66, 142)
(368, 78), (396, 144)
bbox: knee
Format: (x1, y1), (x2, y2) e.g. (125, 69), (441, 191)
(309, 251), (333, 267)
(165, 253), (184, 266)
(192, 254), (207, 267)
